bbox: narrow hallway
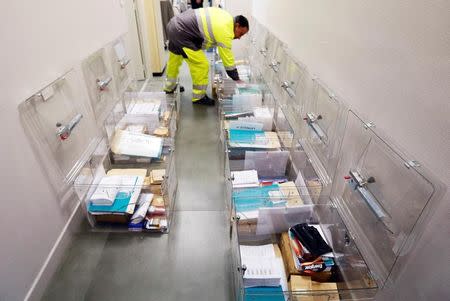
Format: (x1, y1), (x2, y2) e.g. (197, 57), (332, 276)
(42, 61), (232, 301)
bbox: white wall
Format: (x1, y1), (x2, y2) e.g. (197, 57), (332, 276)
(253, 1), (449, 300)
(0, 1), (127, 300)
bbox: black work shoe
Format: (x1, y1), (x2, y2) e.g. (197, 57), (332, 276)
(165, 85), (184, 94)
(193, 95), (215, 106)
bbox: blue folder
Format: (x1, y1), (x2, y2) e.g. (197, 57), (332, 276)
(245, 286), (285, 301)
(229, 129), (266, 144)
(233, 185), (281, 212)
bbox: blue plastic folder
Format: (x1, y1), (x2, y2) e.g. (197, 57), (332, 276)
(229, 129), (265, 143)
(245, 286), (285, 301)
(233, 185), (280, 212)
(88, 191), (132, 213)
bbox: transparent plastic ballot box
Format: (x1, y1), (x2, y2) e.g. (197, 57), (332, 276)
(229, 108), (447, 301)
(82, 47), (118, 125)
(223, 109), (318, 217)
(230, 203), (378, 301)
(107, 34), (135, 98)
(18, 69), (103, 203)
(73, 135), (177, 233)
(297, 78), (348, 192)
(224, 113), (323, 225)
(121, 91), (178, 140)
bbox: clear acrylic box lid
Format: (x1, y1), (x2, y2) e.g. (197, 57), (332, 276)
(265, 33), (282, 63)
(299, 78), (348, 185)
(254, 26), (269, 56)
(108, 35), (133, 97)
(278, 49), (308, 107)
(18, 69), (102, 197)
(330, 110), (444, 287)
(82, 48), (117, 124)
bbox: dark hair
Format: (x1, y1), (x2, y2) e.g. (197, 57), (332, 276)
(234, 15), (249, 29)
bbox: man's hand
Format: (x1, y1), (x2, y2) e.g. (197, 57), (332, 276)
(235, 80), (245, 84)
(196, 0), (202, 4)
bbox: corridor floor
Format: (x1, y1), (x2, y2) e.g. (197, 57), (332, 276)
(42, 60), (233, 301)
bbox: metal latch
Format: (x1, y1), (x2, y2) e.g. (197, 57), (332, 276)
(119, 58), (131, 69)
(268, 61), (280, 72)
(346, 170), (395, 234)
(347, 170), (386, 218)
(304, 112), (326, 142)
(281, 81), (295, 97)
(96, 76), (112, 90)
(56, 113), (83, 140)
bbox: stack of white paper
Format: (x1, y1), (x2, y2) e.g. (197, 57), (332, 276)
(122, 175), (145, 214)
(131, 193), (153, 224)
(90, 175), (122, 205)
(111, 130), (163, 158)
(239, 244), (282, 288)
(231, 170), (259, 188)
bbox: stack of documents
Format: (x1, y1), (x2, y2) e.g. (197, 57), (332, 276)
(229, 119), (264, 131)
(229, 130), (281, 149)
(150, 169), (165, 185)
(240, 244), (282, 288)
(233, 184), (281, 220)
(89, 175), (122, 206)
(145, 196), (168, 231)
(231, 170), (259, 188)
(88, 175), (144, 215)
(130, 193), (153, 224)
(229, 129), (268, 146)
(111, 130), (163, 158)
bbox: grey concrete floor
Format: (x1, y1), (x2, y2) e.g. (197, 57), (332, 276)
(42, 61), (233, 301)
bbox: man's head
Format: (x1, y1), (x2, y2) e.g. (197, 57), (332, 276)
(234, 15), (249, 39)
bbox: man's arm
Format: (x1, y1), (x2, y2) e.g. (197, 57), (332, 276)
(218, 46), (240, 81)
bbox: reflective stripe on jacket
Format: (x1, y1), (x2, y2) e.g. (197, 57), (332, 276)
(194, 8), (236, 70)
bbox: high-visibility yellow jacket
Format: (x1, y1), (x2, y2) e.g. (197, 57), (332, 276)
(195, 8), (236, 71)
(167, 7), (239, 79)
